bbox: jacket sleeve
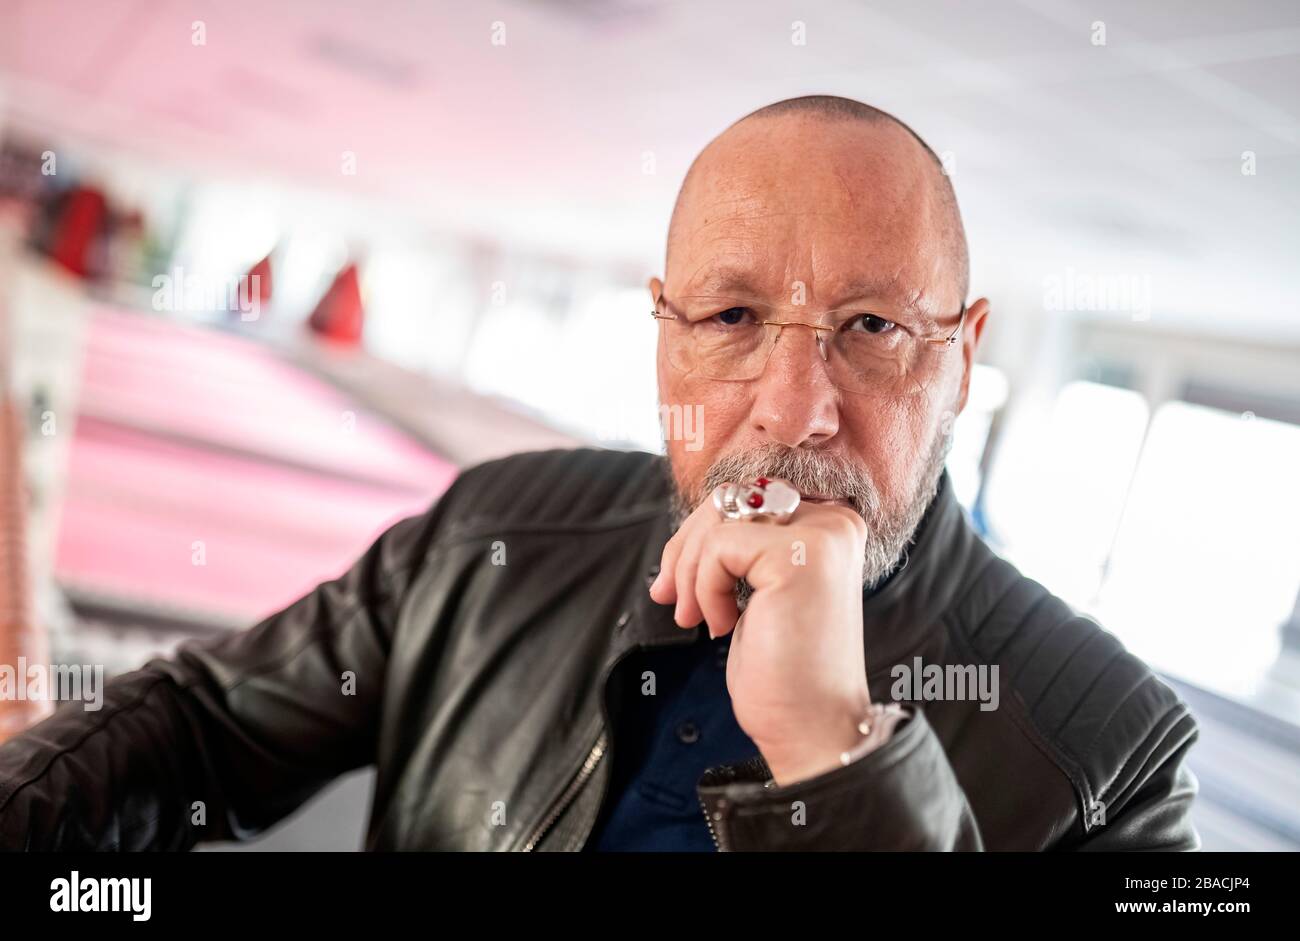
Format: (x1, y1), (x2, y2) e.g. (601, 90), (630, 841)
(695, 701), (1201, 852)
(0, 504), (440, 851)
(1071, 705), (1201, 852)
(696, 706), (985, 851)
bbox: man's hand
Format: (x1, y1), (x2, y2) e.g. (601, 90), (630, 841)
(649, 496), (875, 786)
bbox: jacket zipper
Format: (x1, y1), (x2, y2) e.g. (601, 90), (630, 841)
(518, 631), (645, 852)
(519, 614), (648, 852)
(698, 792), (730, 851)
(518, 597), (697, 852)
(520, 729), (607, 852)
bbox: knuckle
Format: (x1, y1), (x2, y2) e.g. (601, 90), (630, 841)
(828, 506), (868, 539)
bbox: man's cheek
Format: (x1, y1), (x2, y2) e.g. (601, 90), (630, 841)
(857, 403), (930, 500)
(664, 437), (699, 486)
(673, 380), (744, 452)
(656, 400), (708, 453)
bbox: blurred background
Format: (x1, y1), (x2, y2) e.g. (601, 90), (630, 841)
(0, 0), (1297, 850)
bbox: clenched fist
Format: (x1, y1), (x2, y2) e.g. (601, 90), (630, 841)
(649, 492), (879, 786)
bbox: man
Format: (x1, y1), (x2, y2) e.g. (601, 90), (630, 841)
(0, 95), (1198, 851)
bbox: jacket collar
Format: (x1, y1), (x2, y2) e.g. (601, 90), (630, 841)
(614, 467), (977, 678)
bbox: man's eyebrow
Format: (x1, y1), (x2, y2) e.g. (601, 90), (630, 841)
(684, 266), (764, 296)
(832, 279), (939, 326)
(830, 278), (905, 306)
(686, 267), (895, 298)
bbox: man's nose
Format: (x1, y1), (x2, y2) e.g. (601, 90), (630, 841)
(748, 325), (841, 448)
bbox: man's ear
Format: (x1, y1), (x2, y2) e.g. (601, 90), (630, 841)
(648, 276), (664, 304)
(954, 297), (990, 415)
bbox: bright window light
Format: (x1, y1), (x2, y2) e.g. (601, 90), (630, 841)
(948, 363), (1009, 509)
(1092, 402), (1300, 703)
(987, 380), (1150, 608)
(463, 285), (661, 449)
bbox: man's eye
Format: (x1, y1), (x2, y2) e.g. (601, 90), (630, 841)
(713, 307), (751, 326)
(848, 314), (896, 335)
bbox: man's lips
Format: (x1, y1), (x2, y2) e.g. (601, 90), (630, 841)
(799, 492), (852, 507)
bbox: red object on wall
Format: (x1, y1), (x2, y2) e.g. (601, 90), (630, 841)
(48, 185), (108, 278)
(246, 253), (273, 307)
(307, 262), (364, 345)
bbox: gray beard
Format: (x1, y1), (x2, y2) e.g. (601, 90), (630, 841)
(669, 425), (950, 606)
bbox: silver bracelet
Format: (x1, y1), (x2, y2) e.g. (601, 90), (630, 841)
(838, 702), (908, 767)
(760, 702), (910, 788)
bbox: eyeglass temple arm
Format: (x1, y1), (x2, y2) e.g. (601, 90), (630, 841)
(925, 301), (967, 348)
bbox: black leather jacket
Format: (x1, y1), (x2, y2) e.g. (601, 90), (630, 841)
(0, 448), (1200, 850)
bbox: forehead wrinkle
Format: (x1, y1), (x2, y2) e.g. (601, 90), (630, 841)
(828, 163), (862, 214)
(673, 156), (949, 316)
(686, 204), (839, 239)
(681, 259), (772, 297)
(680, 224), (922, 310)
(672, 202), (787, 275)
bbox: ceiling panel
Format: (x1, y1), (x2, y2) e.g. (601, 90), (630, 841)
(0, 0), (1296, 332)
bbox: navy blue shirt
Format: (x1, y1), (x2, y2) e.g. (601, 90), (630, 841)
(585, 627), (758, 851)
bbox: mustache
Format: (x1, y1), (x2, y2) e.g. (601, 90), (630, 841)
(669, 422), (951, 592)
(690, 443), (883, 525)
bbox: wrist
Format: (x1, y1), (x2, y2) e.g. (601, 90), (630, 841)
(832, 701), (908, 769)
(760, 698), (897, 787)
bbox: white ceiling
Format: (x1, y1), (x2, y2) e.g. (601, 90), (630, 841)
(1, 0), (1298, 335)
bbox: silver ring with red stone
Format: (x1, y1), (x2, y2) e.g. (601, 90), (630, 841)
(711, 477), (801, 524)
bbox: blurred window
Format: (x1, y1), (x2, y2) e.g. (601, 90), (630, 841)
(987, 380), (1150, 607)
(986, 364), (1300, 726)
(1093, 402), (1300, 709)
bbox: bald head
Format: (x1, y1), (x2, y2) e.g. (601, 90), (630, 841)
(738, 95), (951, 172)
(666, 94), (969, 306)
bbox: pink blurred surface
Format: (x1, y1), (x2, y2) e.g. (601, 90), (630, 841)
(54, 307), (458, 625)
